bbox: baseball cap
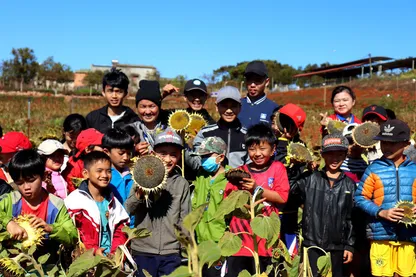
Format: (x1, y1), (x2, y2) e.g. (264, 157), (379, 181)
(0, 132), (32, 154)
(374, 119), (410, 142)
(362, 105), (387, 121)
(342, 123), (359, 137)
(321, 133), (349, 153)
(215, 86), (241, 104)
(75, 128), (104, 158)
(184, 79), (207, 94)
(279, 103), (306, 131)
(37, 139), (67, 156)
(154, 128), (183, 149)
(244, 61), (268, 77)
(191, 137), (226, 156)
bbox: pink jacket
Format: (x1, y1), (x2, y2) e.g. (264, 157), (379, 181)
(42, 168), (68, 199)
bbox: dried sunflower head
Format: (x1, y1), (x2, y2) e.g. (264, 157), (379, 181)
(352, 122), (380, 148)
(286, 142), (313, 165)
(327, 120), (347, 135)
(15, 214), (45, 249)
(0, 258), (25, 276)
(131, 155), (168, 195)
(395, 201), (416, 227)
(225, 168), (251, 186)
(186, 113), (207, 137)
(168, 110), (191, 131)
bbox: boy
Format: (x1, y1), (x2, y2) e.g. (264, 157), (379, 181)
(125, 128), (190, 277)
(0, 131), (32, 183)
(292, 133), (355, 277)
(102, 128), (134, 204)
(86, 69), (139, 134)
(37, 139), (69, 199)
(362, 105), (388, 164)
(65, 151), (129, 256)
(193, 86), (248, 168)
(224, 123), (289, 276)
(191, 136), (229, 277)
(239, 61), (279, 128)
(355, 119), (416, 277)
(0, 149), (77, 262)
(62, 128), (104, 192)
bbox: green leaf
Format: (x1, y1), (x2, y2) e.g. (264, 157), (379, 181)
(163, 265), (192, 277)
(0, 231), (10, 241)
(67, 249), (106, 277)
(174, 223), (191, 247)
(183, 203), (207, 233)
(122, 226), (152, 241)
(197, 240), (221, 268)
(37, 253), (50, 264)
(0, 249), (8, 257)
(218, 232), (242, 257)
(94, 264), (118, 277)
(317, 253), (332, 276)
(272, 240), (291, 264)
(212, 190), (250, 221)
(283, 255), (300, 277)
(28, 244), (37, 256)
(47, 266), (60, 276)
(250, 212), (280, 249)
(8, 248), (20, 255)
(265, 264), (274, 275)
(237, 270), (252, 277)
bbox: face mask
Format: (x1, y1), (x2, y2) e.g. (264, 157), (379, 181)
(201, 156), (220, 173)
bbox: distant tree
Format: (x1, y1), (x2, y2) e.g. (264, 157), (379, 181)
(146, 70), (161, 81)
(38, 56), (73, 90)
(84, 70), (108, 96)
(2, 48), (39, 91)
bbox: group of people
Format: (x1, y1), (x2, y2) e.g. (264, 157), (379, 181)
(0, 60), (415, 277)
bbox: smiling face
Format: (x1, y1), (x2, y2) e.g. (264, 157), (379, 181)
(185, 90), (208, 111)
(137, 99), (160, 126)
(154, 144), (181, 173)
(102, 85), (126, 108)
(45, 151), (65, 171)
(322, 150), (347, 172)
(332, 91), (355, 117)
(217, 99), (241, 123)
(15, 174), (43, 201)
(247, 141), (275, 167)
(83, 159), (112, 189)
(245, 73), (269, 98)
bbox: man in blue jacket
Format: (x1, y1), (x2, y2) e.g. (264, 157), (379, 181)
(238, 61), (279, 128)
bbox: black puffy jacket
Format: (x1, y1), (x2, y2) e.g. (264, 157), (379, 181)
(292, 170), (355, 252)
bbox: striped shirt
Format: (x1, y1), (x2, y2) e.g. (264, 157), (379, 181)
(341, 157), (368, 179)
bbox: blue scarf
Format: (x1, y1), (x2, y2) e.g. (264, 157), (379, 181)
(336, 114), (356, 123)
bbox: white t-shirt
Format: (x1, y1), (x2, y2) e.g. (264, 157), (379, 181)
(109, 111), (126, 128)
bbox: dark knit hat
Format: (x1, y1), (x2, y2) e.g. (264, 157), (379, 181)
(321, 133), (349, 153)
(135, 80), (162, 107)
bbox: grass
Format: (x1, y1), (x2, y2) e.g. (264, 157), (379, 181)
(0, 86), (415, 147)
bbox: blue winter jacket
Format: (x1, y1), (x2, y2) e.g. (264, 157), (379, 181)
(354, 157), (416, 242)
(110, 167), (133, 205)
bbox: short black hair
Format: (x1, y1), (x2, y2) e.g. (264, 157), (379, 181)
(122, 125), (141, 144)
(8, 149), (45, 182)
(331, 85), (356, 103)
(83, 151), (111, 170)
(102, 128), (134, 151)
(245, 123), (277, 147)
(63, 114), (87, 133)
(102, 69), (129, 93)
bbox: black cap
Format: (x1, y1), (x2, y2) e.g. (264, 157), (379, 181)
(362, 105), (387, 121)
(135, 80), (162, 107)
(374, 119), (410, 142)
(184, 79), (207, 94)
(244, 61), (268, 77)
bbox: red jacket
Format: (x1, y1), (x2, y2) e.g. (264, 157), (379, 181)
(64, 181), (129, 253)
(62, 156), (83, 192)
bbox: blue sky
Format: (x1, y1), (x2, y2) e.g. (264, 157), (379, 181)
(1, 0), (415, 78)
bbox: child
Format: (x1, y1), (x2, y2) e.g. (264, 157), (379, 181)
(125, 128), (190, 277)
(194, 86), (248, 168)
(102, 128), (134, 204)
(292, 133), (355, 277)
(191, 136), (229, 277)
(355, 119), (416, 277)
(62, 128), (104, 192)
(62, 113), (87, 155)
(361, 105), (388, 164)
(0, 131), (32, 183)
(340, 124), (368, 183)
(65, 151), (129, 256)
(224, 123), (290, 276)
(239, 61), (279, 128)
(0, 149), (77, 262)
(86, 69), (139, 134)
(38, 139), (69, 199)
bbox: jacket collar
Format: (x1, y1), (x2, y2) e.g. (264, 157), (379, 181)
(246, 93), (266, 105)
(378, 156), (413, 167)
(217, 118), (242, 130)
(99, 105), (137, 119)
(79, 180), (114, 203)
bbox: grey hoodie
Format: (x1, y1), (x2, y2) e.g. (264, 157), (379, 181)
(125, 172), (190, 255)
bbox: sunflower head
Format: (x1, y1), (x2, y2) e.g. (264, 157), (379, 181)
(395, 200), (416, 228)
(14, 214), (45, 249)
(0, 257), (25, 276)
(225, 168), (251, 186)
(352, 122), (380, 148)
(186, 113), (207, 137)
(131, 155), (168, 195)
(168, 110), (191, 131)
(286, 142), (313, 166)
(327, 120), (347, 135)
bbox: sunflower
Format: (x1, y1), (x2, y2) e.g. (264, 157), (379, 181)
(225, 168), (251, 186)
(0, 258), (25, 276)
(15, 214), (45, 249)
(131, 155), (168, 196)
(326, 120), (347, 135)
(168, 110), (191, 132)
(395, 201), (416, 228)
(352, 122), (380, 148)
(286, 142), (313, 166)
(185, 113), (207, 137)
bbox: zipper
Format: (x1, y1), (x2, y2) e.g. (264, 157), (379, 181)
(227, 129), (231, 157)
(396, 167), (400, 201)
